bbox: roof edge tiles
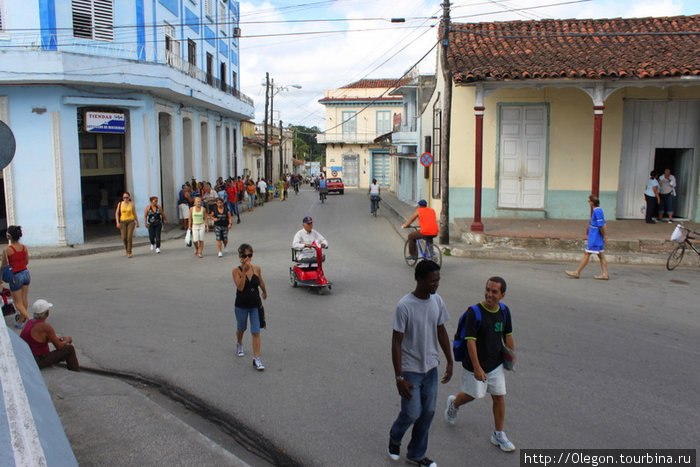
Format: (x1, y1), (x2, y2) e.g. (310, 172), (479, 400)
(445, 15), (700, 83)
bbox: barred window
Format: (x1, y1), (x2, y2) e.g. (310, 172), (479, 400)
(72, 0), (114, 41)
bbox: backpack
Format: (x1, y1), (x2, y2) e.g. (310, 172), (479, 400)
(453, 303), (508, 362)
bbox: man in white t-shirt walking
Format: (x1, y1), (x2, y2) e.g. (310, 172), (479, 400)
(389, 260), (453, 467)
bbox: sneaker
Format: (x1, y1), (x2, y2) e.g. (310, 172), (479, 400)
(667, 219), (673, 223)
(218, 251), (223, 258)
(156, 248), (161, 254)
(388, 441), (400, 461)
(224, 246), (228, 253)
(253, 357), (265, 371)
(236, 343), (245, 357)
(490, 431), (516, 452)
(444, 395), (458, 425)
(150, 244), (155, 251)
(408, 457), (437, 467)
(14, 321), (25, 329)
(405, 255), (418, 261)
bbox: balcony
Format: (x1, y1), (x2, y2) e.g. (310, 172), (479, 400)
(317, 132), (386, 144)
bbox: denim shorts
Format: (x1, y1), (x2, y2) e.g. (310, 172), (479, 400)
(9, 268), (30, 292)
(234, 306), (260, 334)
(215, 225), (228, 242)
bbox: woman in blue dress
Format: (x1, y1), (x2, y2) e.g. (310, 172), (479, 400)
(566, 195), (609, 280)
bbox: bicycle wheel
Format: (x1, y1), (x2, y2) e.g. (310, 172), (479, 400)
(403, 240), (417, 267)
(426, 242), (442, 267)
(666, 243), (685, 270)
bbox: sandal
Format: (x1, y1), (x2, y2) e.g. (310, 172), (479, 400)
(594, 275), (609, 280)
(565, 271), (580, 278)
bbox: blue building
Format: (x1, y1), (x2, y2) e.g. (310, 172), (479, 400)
(0, 0), (254, 246)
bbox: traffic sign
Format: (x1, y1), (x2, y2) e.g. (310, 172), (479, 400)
(420, 152), (433, 167)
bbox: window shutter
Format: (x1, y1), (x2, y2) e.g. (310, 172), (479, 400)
(72, 0), (93, 39)
(93, 0), (114, 41)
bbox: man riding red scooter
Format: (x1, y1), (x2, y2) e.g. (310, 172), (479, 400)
(290, 216), (332, 294)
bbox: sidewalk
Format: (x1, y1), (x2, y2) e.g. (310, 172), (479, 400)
(378, 191), (698, 267)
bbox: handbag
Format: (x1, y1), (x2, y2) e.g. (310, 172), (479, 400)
(257, 294), (266, 329)
(185, 229), (192, 247)
(1, 265), (13, 283)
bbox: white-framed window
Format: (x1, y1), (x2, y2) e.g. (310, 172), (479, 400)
(376, 110), (391, 136)
(342, 111), (357, 139)
(71, 0), (114, 41)
(164, 21), (181, 66)
(204, 0), (213, 18)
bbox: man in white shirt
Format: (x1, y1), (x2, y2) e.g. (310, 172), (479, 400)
(257, 178), (268, 203)
(292, 216), (328, 263)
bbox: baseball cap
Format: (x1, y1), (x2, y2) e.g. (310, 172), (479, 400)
(29, 299), (53, 318)
(302, 216), (313, 224)
(418, 199), (427, 207)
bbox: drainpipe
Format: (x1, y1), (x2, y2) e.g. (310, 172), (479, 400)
(471, 82), (485, 232)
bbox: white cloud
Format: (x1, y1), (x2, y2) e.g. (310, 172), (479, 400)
(239, 0), (695, 130)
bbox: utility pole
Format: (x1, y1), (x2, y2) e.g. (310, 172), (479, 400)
(439, 0), (451, 245)
(279, 119), (284, 177)
(269, 79), (275, 178)
(264, 72), (270, 180)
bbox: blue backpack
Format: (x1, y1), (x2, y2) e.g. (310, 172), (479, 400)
(453, 303), (508, 362)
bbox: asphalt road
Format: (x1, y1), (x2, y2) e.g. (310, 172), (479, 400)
(29, 187), (700, 466)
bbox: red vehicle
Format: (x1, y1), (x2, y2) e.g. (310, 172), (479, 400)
(326, 177), (344, 194)
(290, 242), (332, 295)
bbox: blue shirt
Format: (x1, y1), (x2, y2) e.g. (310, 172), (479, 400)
(644, 178), (659, 197)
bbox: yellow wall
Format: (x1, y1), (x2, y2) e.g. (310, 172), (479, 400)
(449, 84), (699, 192)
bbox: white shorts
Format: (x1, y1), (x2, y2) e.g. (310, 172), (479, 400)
(179, 204), (190, 219)
(191, 223), (205, 242)
(461, 364), (506, 398)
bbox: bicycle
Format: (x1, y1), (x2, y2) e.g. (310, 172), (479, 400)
(666, 223), (700, 270)
(403, 226), (442, 267)
(370, 195), (381, 217)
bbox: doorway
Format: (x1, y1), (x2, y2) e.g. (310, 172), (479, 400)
(79, 132), (125, 240)
(654, 148), (694, 218)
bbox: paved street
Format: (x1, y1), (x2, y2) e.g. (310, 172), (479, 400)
(27, 186), (700, 466)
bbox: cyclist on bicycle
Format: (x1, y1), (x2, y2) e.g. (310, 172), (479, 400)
(402, 200), (439, 260)
(318, 176), (328, 201)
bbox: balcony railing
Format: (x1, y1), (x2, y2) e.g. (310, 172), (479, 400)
(317, 132), (387, 144)
(0, 34), (254, 107)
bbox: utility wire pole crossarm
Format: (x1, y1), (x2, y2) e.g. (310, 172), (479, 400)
(439, 1), (451, 245)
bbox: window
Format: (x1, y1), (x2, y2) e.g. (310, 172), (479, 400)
(0, 0), (5, 32)
(204, 0), (213, 18)
(432, 104), (442, 198)
(376, 110), (391, 136)
(342, 111), (357, 139)
(72, 0), (114, 41)
(164, 22), (180, 66)
(218, 1), (227, 30)
(220, 62), (227, 90)
(232, 71), (237, 93)
(187, 39), (196, 65)
(206, 53), (213, 85)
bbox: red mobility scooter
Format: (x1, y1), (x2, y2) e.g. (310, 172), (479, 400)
(290, 241), (332, 295)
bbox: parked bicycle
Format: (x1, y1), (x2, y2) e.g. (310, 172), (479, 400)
(666, 223), (700, 270)
(403, 226), (442, 267)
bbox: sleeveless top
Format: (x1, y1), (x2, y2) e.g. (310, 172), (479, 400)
(417, 207), (439, 236)
(212, 207), (229, 227)
(119, 201), (136, 221)
(20, 320), (49, 357)
(191, 207), (205, 225)
(7, 245), (28, 272)
(147, 206), (162, 225)
(235, 267), (261, 308)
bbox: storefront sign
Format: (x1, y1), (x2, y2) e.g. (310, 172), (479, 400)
(85, 112), (126, 133)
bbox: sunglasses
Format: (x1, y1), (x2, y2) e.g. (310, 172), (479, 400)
(240, 254), (253, 258)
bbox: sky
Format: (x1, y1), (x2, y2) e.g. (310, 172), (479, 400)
(238, 0), (697, 131)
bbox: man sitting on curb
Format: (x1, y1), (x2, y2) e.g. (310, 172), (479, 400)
(20, 299), (80, 372)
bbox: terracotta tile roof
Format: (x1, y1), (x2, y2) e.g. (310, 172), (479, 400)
(341, 78), (412, 89)
(318, 96), (402, 105)
(445, 15), (700, 83)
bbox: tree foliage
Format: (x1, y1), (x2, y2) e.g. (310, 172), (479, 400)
(291, 125), (325, 162)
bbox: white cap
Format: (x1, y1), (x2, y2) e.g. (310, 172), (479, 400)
(29, 299), (53, 318)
